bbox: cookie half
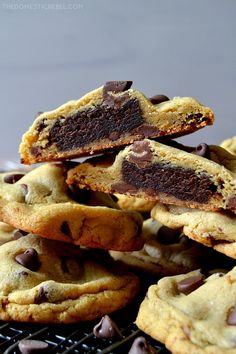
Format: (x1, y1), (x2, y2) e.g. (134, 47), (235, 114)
(151, 202), (236, 259)
(136, 268), (236, 354)
(0, 233), (139, 323)
(0, 164), (143, 251)
(67, 139), (236, 213)
(19, 81), (214, 164)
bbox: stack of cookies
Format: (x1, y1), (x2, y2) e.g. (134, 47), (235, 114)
(1, 81), (236, 352)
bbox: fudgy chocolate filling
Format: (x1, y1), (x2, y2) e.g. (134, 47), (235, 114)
(121, 160), (217, 203)
(47, 98), (143, 152)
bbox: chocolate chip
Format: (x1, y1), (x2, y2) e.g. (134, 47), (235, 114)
(227, 304), (236, 325)
(20, 183), (28, 195)
(128, 140), (153, 168)
(128, 336), (155, 354)
(192, 143), (210, 159)
(103, 81), (133, 98)
(15, 248), (41, 271)
(18, 339), (49, 354)
(93, 315), (122, 340)
(13, 229), (29, 240)
(34, 287), (48, 304)
(60, 221), (72, 238)
(3, 173), (25, 184)
(67, 185), (91, 204)
(177, 274), (205, 295)
(157, 226), (180, 245)
(149, 95), (169, 105)
(110, 194), (118, 202)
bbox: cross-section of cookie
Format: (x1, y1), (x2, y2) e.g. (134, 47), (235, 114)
(151, 202), (236, 259)
(136, 267), (236, 354)
(0, 233), (140, 323)
(0, 163), (143, 251)
(19, 80), (214, 164)
(67, 139), (236, 213)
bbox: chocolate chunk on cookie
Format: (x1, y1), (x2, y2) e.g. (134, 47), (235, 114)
(19, 81), (214, 164)
(67, 139), (236, 214)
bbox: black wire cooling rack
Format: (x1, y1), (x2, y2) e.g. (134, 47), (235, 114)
(0, 283), (170, 354)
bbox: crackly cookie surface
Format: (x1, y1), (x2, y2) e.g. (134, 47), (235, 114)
(67, 139), (236, 213)
(0, 233), (139, 323)
(136, 268), (236, 354)
(0, 164), (143, 251)
(151, 202), (236, 259)
(110, 219), (203, 275)
(221, 136), (236, 156)
(19, 81), (214, 164)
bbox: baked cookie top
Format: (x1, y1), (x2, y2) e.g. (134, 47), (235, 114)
(136, 267), (236, 354)
(151, 202), (236, 259)
(67, 139), (236, 213)
(0, 233), (139, 323)
(221, 136), (236, 156)
(19, 81), (214, 164)
(0, 163), (143, 251)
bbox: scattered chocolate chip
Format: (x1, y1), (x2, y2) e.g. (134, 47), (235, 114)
(157, 226), (180, 245)
(177, 274), (205, 295)
(18, 339), (49, 354)
(19, 271), (29, 277)
(93, 315), (122, 340)
(128, 336), (155, 354)
(149, 94), (169, 105)
(34, 287), (48, 304)
(60, 221), (72, 238)
(192, 143), (210, 159)
(3, 173), (25, 184)
(103, 81), (133, 98)
(15, 248), (41, 271)
(67, 185), (91, 204)
(110, 194), (118, 202)
(227, 304), (236, 325)
(13, 229), (29, 240)
(20, 183), (28, 195)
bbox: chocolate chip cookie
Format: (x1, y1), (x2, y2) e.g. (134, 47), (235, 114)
(0, 233), (139, 323)
(110, 219), (205, 276)
(67, 139), (236, 214)
(19, 81), (214, 164)
(151, 202), (236, 259)
(0, 164), (143, 251)
(136, 268), (236, 354)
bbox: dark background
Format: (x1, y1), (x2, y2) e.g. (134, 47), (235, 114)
(0, 0), (235, 161)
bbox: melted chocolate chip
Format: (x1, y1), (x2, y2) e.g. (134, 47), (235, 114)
(93, 315), (122, 340)
(121, 160), (217, 204)
(192, 143), (210, 159)
(177, 274), (205, 295)
(227, 304), (236, 325)
(103, 81), (133, 98)
(13, 229), (29, 240)
(128, 141), (153, 168)
(49, 98), (143, 152)
(3, 173), (25, 184)
(149, 94), (169, 105)
(60, 221), (72, 238)
(15, 248), (41, 271)
(18, 339), (49, 354)
(227, 196), (236, 209)
(128, 336), (155, 354)
(157, 226), (180, 245)
(34, 287), (48, 304)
